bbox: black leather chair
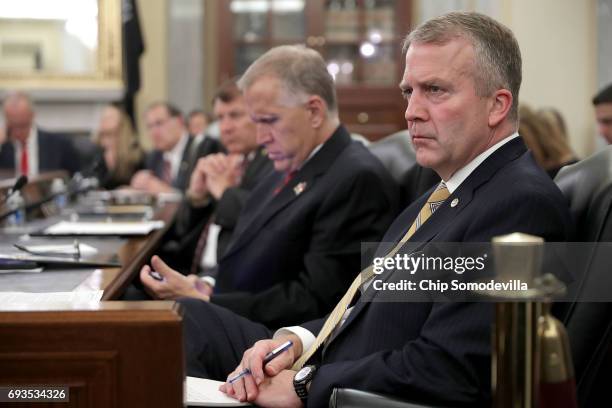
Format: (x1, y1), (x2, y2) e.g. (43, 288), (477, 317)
(554, 146), (612, 408)
(329, 388), (447, 408)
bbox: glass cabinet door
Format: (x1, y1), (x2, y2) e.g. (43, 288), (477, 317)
(228, 0), (306, 74)
(218, 0), (410, 140)
(323, 0), (398, 86)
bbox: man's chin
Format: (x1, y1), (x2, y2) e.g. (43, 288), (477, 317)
(273, 159), (291, 172)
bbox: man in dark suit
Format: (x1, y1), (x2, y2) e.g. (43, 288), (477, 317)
(149, 79), (273, 276)
(0, 91), (80, 176)
(130, 102), (220, 194)
(139, 45), (399, 329)
(178, 12), (573, 407)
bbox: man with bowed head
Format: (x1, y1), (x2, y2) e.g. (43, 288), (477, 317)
(140, 45), (399, 329)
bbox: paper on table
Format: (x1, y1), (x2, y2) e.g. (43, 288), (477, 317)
(185, 377), (251, 407)
(42, 220), (165, 236)
(19, 243), (98, 256)
(0, 290), (103, 310)
(0, 267), (43, 274)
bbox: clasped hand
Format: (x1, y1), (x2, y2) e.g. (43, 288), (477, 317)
(187, 153), (243, 202)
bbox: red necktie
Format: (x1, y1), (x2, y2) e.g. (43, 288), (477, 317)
(20, 143), (29, 175)
(191, 217), (215, 275)
(162, 159), (172, 184)
(273, 170), (297, 195)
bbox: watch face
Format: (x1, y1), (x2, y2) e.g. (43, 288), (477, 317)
(295, 366), (312, 382)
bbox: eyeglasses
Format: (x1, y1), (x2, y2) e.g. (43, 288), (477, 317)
(145, 117), (172, 131)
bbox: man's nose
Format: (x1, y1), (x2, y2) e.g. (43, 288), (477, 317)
(255, 123), (271, 144)
(404, 92), (428, 125)
(219, 118), (234, 136)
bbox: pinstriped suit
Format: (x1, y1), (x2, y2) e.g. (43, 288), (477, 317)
(300, 137), (573, 407)
(180, 137), (572, 407)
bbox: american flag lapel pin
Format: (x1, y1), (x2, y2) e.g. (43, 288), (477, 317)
(294, 182), (307, 196)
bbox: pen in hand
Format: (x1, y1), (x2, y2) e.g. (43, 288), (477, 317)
(227, 340), (293, 384)
(149, 270), (164, 281)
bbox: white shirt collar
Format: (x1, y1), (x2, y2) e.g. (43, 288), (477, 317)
(300, 143), (323, 169)
(444, 132), (519, 194)
(162, 133), (189, 180)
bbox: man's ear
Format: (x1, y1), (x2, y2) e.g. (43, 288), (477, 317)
(488, 89), (513, 127)
(305, 96), (327, 128)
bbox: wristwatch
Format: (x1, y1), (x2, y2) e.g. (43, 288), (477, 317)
(293, 365), (317, 402)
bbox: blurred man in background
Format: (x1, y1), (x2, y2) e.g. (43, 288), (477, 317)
(593, 83), (612, 144)
(0, 91), (80, 176)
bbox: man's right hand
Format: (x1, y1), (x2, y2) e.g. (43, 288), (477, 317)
(220, 335), (302, 402)
(187, 157), (209, 202)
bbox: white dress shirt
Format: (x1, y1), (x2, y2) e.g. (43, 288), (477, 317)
(162, 133), (189, 183)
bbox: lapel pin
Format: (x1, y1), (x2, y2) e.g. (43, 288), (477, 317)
(294, 182), (307, 196)
(450, 198), (459, 208)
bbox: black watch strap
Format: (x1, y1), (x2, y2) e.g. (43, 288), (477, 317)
(293, 365), (317, 402)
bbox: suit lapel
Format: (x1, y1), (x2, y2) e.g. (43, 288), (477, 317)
(37, 131), (49, 172)
(327, 137), (529, 342)
(0, 142), (16, 170)
(222, 126), (352, 259)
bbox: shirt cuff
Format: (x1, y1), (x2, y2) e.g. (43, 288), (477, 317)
(199, 276), (216, 288)
(273, 326), (315, 357)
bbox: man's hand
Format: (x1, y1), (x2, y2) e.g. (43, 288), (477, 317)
(130, 170), (174, 194)
(204, 153), (243, 200)
(219, 336), (302, 403)
(140, 255), (210, 301)
(253, 370), (303, 408)
(187, 157), (209, 202)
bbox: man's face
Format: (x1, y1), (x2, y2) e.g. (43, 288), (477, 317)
(144, 105), (182, 151)
(4, 101), (33, 144)
(213, 96), (257, 155)
(188, 113), (208, 136)
(595, 103), (612, 144)
(244, 76), (316, 173)
(400, 40), (496, 180)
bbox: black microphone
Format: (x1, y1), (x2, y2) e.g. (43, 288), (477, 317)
(1, 175), (28, 206)
(0, 175), (28, 223)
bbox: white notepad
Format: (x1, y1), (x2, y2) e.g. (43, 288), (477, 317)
(185, 377), (251, 407)
(42, 220), (165, 236)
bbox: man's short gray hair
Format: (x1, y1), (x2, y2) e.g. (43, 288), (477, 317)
(403, 11), (522, 122)
(3, 90), (34, 112)
(238, 45), (337, 114)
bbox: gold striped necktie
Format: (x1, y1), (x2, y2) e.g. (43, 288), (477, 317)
(292, 181), (450, 370)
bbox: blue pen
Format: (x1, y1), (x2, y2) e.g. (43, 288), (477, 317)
(228, 340), (293, 384)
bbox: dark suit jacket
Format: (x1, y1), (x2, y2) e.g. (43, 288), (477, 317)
(0, 129), (80, 175)
(213, 147), (272, 256)
(144, 136), (192, 191)
(163, 147), (273, 271)
(300, 137), (574, 407)
(210, 126), (400, 328)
